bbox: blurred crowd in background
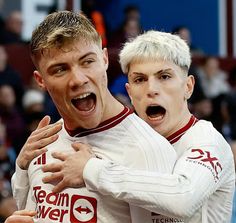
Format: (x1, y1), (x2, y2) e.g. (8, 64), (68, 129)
(0, 0), (236, 222)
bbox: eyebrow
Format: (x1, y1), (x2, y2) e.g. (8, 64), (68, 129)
(78, 52), (97, 61)
(47, 52), (97, 72)
(129, 68), (173, 77)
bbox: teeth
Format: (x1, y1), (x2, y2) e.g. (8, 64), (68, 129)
(75, 93), (91, 100)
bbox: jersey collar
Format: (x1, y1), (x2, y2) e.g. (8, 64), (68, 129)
(167, 115), (198, 144)
(66, 106), (133, 137)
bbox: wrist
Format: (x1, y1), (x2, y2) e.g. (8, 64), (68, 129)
(16, 158), (27, 170)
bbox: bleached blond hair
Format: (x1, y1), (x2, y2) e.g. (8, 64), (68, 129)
(119, 30), (191, 74)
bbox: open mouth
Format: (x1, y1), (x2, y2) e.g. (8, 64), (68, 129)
(146, 105), (166, 120)
(71, 93), (96, 112)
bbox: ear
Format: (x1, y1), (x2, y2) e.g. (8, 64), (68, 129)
(125, 82), (133, 104)
(185, 75), (195, 100)
(102, 48), (109, 70)
(33, 70), (47, 91)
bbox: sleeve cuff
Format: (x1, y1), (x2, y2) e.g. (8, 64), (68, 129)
(15, 162), (29, 187)
(83, 158), (106, 191)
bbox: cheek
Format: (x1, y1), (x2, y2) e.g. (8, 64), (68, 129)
(47, 84), (64, 102)
(132, 96), (145, 113)
(102, 73), (107, 87)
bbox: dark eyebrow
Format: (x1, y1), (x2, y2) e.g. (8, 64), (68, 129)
(47, 52), (97, 73)
(154, 68), (173, 75)
(129, 68), (173, 77)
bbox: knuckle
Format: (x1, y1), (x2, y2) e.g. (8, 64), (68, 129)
(38, 139), (45, 147)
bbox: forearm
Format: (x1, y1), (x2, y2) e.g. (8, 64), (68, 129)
(84, 157), (233, 218)
(11, 164), (29, 210)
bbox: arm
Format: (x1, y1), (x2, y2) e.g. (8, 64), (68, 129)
(11, 116), (62, 209)
(4, 210), (36, 223)
(41, 124), (234, 218)
(83, 143), (234, 218)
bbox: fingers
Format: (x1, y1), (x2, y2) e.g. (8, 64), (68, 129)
(13, 210), (37, 216)
(6, 216), (35, 223)
(30, 122), (62, 142)
(72, 142), (92, 153)
(52, 180), (67, 193)
(28, 135), (59, 152)
(28, 147), (48, 160)
(42, 162), (62, 172)
(5, 210), (36, 223)
(36, 115), (51, 130)
(43, 172), (63, 184)
(51, 152), (67, 161)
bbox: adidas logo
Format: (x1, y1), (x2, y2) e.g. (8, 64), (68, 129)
(34, 153), (46, 165)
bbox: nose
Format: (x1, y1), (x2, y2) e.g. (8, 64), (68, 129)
(69, 68), (89, 89)
(146, 78), (159, 97)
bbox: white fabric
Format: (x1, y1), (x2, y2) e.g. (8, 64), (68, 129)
(84, 120), (235, 223)
(12, 111), (176, 222)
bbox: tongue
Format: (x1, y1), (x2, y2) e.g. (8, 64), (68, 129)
(74, 97), (94, 111)
(149, 113), (163, 119)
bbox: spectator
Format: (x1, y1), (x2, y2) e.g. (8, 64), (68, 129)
(0, 84), (26, 155)
(0, 118), (16, 181)
(0, 10), (24, 44)
(197, 56), (231, 132)
(108, 18), (142, 106)
(22, 89), (45, 114)
(197, 56), (230, 99)
(123, 5), (141, 22)
(108, 5), (142, 49)
(172, 26), (204, 56)
(0, 45), (25, 109)
(108, 18), (142, 49)
(0, 118), (17, 222)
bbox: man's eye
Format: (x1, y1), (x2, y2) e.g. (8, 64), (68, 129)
(134, 77), (144, 83)
(83, 59), (94, 65)
(161, 74), (170, 80)
(54, 67), (66, 74)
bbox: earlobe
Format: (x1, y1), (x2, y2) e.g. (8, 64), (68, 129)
(33, 71), (47, 90)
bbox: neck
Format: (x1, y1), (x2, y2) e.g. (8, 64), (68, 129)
(165, 108), (192, 138)
(101, 92), (125, 123)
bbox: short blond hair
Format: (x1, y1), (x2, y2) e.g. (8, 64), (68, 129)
(119, 30), (191, 74)
(30, 11), (102, 67)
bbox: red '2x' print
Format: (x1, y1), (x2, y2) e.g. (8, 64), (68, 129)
(187, 148), (222, 180)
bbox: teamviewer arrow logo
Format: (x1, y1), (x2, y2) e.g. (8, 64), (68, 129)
(70, 195), (97, 223)
(75, 206), (92, 214)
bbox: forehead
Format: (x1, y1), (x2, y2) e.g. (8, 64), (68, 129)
(129, 59), (179, 73)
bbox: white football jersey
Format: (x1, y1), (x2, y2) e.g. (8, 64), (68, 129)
(84, 116), (235, 223)
(12, 107), (176, 222)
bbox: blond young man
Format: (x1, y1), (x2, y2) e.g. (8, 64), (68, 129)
(11, 12), (177, 223)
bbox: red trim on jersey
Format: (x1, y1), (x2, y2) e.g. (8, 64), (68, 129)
(167, 115), (198, 144)
(66, 106), (133, 137)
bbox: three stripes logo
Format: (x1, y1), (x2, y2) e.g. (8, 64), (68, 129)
(34, 153), (46, 165)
